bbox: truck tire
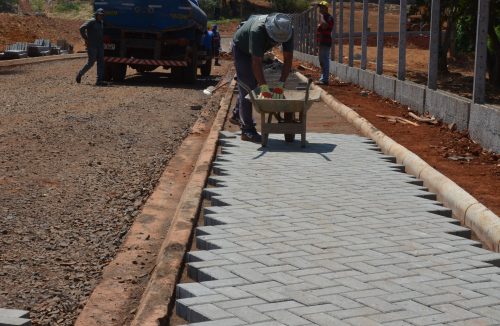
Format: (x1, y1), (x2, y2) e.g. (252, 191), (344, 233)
(200, 56), (212, 77)
(183, 50), (198, 84)
(104, 63), (112, 82)
(171, 67), (183, 81)
(112, 63), (127, 82)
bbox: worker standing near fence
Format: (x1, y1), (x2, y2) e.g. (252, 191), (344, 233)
(316, 1), (334, 85)
(232, 13), (294, 143)
(76, 8), (107, 86)
(212, 25), (222, 66)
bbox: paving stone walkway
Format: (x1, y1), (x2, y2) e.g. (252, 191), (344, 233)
(176, 133), (500, 326)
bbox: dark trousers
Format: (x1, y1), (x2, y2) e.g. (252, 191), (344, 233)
(233, 45), (256, 130)
(78, 46), (104, 82)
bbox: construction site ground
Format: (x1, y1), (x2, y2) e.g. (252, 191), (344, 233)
(0, 57), (232, 325)
(0, 11), (499, 326)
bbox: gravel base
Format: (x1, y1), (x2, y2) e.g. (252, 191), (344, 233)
(0, 59), (225, 325)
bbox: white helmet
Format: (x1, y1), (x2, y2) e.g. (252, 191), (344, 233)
(265, 13), (293, 43)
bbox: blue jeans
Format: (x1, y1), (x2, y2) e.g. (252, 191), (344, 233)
(319, 45), (331, 83)
(232, 45), (256, 130)
(78, 46), (104, 82)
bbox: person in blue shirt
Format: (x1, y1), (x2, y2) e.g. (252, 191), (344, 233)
(202, 28), (214, 62)
(212, 25), (221, 66)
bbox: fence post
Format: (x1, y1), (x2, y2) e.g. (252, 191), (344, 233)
(348, 0), (355, 66)
(309, 9), (313, 54)
(397, 0), (407, 80)
(361, 0), (368, 70)
(427, 0), (440, 89)
(332, 0), (336, 61)
(304, 9), (311, 54)
(299, 14), (303, 53)
(473, 0), (490, 104)
(376, 0), (385, 74)
(313, 6), (318, 55)
(338, 0), (344, 63)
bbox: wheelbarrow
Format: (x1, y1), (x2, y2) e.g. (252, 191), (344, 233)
(240, 79), (321, 147)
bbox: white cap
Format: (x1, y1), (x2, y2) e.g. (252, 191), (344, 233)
(265, 13), (293, 43)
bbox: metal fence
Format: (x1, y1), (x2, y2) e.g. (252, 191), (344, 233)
(291, 0), (491, 105)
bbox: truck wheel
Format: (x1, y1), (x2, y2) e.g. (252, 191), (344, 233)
(171, 67), (183, 81)
(104, 63), (112, 82)
(112, 63), (127, 82)
(200, 56), (212, 77)
(183, 50), (198, 84)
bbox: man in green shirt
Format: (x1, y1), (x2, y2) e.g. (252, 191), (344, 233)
(232, 13), (294, 143)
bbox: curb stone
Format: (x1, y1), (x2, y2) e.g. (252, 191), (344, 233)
(130, 76), (236, 325)
(0, 53), (86, 68)
(295, 72), (500, 253)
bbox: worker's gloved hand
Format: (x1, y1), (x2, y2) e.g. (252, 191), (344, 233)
(258, 84), (273, 99)
(272, 82), (285, 99)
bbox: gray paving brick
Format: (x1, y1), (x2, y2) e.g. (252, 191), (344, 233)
(252, 301), (304, 313)
(174, 133), (500, 325)
(184, 318), (246, 326)
(228, 306), (271, 323)
(187, 304), (235, 323)
(265, 310), (310, 326)
(303, 313), (350, 326)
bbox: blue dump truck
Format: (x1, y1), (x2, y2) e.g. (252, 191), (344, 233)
(94, 0), (210, 83)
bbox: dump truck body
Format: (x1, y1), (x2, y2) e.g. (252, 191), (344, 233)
(94, 0), (211, 82)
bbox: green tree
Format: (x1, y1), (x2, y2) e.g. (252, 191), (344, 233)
(0, 0), (19, 12)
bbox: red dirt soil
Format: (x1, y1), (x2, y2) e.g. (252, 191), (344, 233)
(0, 13), (84, 52)
(293, 60), (500, 217)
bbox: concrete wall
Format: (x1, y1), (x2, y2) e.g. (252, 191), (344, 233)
(469, 104), (500, 153)
(359, 69), (375, 91)
(347, 67), (360, 85)
(396, 80), (426, 114)
(374, 74), (397, 100)
(425, 89), (471, 131)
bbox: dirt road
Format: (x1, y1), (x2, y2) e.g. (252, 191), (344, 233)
(0, 59), (229, 325)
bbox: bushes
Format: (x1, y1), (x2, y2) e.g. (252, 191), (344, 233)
(271, 0), (309, 13)
(54, 1), (80, 12)
(54, 0), (81, 12)
(0, 0), (18, 12)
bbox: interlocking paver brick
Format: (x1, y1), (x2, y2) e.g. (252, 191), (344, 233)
(175, 133), (500, 325)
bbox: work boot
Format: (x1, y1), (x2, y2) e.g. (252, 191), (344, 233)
(95, 80), (109, 86)
(76, 74), (82, 84)
(241, 127), (262, 143)
(229, 111), (241, 125)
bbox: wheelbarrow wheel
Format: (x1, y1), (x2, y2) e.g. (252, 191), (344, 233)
(284, 112), (295, 142)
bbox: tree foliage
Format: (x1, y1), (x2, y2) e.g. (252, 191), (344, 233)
(413, 0), (500, 86)
(0, 0), (19, 12)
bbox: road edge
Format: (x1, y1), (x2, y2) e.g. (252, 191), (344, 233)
(0, 53), (86, 68)
(295, 72), (500, 253)
(130, 76), (235, 325)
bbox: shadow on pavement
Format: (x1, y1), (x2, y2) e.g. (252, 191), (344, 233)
(253, 140), (337, 161)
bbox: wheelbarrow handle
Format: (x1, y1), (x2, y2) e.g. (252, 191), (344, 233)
(305, 78), (313, 103)
(237, 80), (257, 103)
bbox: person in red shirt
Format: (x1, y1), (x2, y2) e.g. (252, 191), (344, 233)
(316, 1), (334, 85)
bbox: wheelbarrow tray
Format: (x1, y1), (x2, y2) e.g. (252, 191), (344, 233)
(245, 89), (321, 113)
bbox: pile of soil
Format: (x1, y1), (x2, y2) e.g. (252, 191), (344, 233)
(0, 13), (84, 52)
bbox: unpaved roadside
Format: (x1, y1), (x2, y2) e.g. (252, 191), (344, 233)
(0, 59), (230, 326)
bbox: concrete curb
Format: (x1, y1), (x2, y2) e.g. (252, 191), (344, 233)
(130, 76), (235, 325)
(295, 72), (500, 253)
(0, 53), (86, 68)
